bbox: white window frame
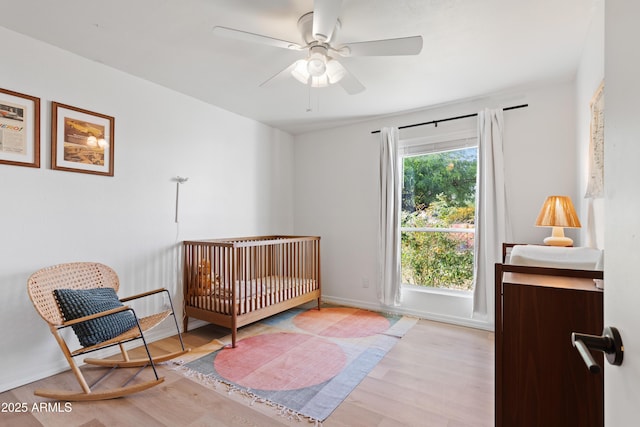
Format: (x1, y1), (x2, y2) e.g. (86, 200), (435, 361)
(399, 129), (478, 294)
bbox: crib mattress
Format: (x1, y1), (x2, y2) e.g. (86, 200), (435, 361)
(189, 275), (317, 300)
(187, 275), (317, 315)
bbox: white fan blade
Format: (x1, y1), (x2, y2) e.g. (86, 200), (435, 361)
(213, 26), (302, 50)
(337, 65), (365, 95)
(313, 0), (342, 42)
(340, 35), (423, 56)
(259, 61), (300, 87)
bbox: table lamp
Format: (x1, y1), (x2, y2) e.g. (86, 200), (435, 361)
(535, 195), (581, 246)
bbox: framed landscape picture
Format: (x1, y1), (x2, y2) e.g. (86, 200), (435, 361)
(0, 88), (41, 168)
(51, 102), (114, 176)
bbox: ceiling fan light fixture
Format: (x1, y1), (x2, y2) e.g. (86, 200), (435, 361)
(307, 51), (327, 77)
(214, 6), (423, 96)
(310, 74), (330, 88)
(291, 59), (311, 84)
(325, 59), (346, 83)
(291, 57), (345, 88)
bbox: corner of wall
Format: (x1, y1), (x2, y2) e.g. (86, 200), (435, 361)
(575, 0), (605, 249)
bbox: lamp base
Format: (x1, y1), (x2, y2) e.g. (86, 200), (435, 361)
(543, 226), (574, 247)
(543, 236), (574, 247)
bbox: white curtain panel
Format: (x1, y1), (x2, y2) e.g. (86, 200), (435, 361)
(378, 127), (402, 306)
(473, 109), (512, 323)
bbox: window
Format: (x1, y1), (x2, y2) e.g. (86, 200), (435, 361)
(400, 141), (477, 292)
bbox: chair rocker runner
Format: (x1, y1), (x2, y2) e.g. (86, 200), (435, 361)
(27, 262), (190, 401)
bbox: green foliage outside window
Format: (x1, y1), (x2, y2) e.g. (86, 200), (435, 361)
(402, 149), (477, 211)
(401, 149), (477, 291)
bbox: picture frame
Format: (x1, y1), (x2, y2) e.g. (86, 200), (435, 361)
(51, 102), (114, 176)
(0, 88), (41, 168)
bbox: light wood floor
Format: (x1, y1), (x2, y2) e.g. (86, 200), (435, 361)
(1, 319), (494, 427)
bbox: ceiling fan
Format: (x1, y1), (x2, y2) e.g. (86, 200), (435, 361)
(212, 0), (423, 94)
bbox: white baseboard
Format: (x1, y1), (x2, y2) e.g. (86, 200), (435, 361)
(1, 317), (191, 394)
(321, 295), (495, 332)
(184, 318), (210, 332)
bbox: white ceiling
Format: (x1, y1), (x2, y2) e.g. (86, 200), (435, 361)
(0, 0), (597, 135)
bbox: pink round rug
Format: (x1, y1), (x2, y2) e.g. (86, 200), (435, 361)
(293, 307), (391, 338)
(214, 332), (346, 390)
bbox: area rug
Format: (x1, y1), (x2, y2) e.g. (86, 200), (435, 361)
(174, 306), (417, 422)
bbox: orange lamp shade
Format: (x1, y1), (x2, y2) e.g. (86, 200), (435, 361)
(535, 195), (581, 246)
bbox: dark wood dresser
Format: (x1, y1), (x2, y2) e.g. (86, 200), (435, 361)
(495, 267), (604, 427)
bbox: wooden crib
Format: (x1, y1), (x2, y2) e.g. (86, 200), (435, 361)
(182, 235), (321, 347)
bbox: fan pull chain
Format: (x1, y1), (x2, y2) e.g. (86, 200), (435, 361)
(306, 84), (321, 113)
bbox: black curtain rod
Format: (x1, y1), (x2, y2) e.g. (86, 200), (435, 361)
(371, 103), (529, 134)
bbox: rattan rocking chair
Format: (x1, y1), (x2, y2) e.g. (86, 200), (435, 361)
(27, 262), (190, 401)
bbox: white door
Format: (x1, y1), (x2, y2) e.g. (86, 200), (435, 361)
(604, 1), (640, 424)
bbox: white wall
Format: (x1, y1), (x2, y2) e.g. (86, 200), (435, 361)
(576, 0), (605, 249)
(294, 80), (579, 330)
(0, 26), (294, 392)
